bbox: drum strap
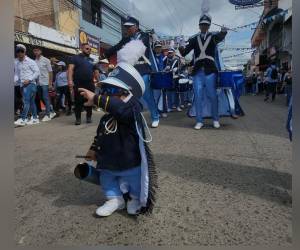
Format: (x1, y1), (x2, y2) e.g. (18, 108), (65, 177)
(171, 59), (179, 78)
(195, 34), (215, 63)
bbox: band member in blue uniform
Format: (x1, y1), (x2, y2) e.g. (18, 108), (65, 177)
(179, 13), (227, 130)
(152, 41), (169, 117)
(164, 48), (182, 112)
(101, 16), (160, 128)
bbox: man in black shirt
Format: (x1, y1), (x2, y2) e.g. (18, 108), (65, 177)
(68, 43), (95, 125)
(179, 13), (227, 130)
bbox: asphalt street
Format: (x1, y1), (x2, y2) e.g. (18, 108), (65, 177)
(15, 95), (292, 246)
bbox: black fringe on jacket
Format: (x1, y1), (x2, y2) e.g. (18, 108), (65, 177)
(134, 110), (158, 215)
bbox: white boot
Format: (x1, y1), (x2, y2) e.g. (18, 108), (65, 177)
(213, 121), (221, 129)
(151, 120), (159, 128)
(127, 198), (141, 215)
(194, 122), (204, 130)
(95, 197), (125, 217)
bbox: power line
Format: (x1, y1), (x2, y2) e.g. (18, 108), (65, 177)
(166, 0), (183, 34)
(160, 0), (180, 34)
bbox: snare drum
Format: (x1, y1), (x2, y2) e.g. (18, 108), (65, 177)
(151, 72), (173, 89)
(219, 71), (243, 88)
(177, 78), (189, 92)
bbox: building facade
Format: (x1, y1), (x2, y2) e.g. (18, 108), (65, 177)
(77, 0), (126, 63)
(14, 0), (80, 60)
(251, 0), (292, 73)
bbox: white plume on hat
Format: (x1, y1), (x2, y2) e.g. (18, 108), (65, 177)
(200, 0), (212, 21)
(128, 0), (139, 21)
(201, 0), (210, 15)
(117, 40), (146, 66)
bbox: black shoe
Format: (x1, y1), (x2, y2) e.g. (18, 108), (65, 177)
(86, 117), (92, 124)
(75, 119), (81, 125)
(66, 110), (72, 116)
(264, 98), (268, 102)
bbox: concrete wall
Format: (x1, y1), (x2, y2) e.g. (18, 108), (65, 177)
(14, 0), (80, 39)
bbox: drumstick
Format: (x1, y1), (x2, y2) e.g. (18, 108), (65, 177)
(211, 22), (237, 32)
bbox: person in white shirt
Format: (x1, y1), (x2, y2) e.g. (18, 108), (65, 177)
(33, 46), (56, 122)
(14, 44), (40, 126)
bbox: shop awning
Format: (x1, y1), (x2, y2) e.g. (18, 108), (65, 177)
(15, 31), (78, 55)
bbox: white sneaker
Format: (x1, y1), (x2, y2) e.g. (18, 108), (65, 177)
(14, 118), (27, 127)
(213, 121), (221, 129)
(27, 118), (40, 125)
(42, 115), (51, 122)
(151, 120), (159, 128)
(194, 122), (204, 130)
(97, 108), (101, 112)
(161, 113), (168, 118)
(95, 198), (125, 217)
(167, 108), (173, 113)
(176, 107), (183, 112)
(127, 198), (141, 215)
(50, 112), (57, 119)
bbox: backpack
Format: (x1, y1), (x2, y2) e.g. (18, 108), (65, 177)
(271, 68), (278, 80)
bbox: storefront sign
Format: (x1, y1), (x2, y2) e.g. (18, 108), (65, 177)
(79, 30), (100, 56)
(229, 0), (262, 6)
(15, 32), (78, 54)
(29, 21), (77, 48)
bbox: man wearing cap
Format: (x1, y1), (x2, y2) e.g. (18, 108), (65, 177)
(14, 44), (40, 126)
(179, 13), (227, 130)
(97, 58), (109, 76)
(33, 46), (56, 122)
(101, 16), (160, 128)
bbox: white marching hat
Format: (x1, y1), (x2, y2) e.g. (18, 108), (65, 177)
(100, 62), (145, 98)
(199, 13), (212, 25)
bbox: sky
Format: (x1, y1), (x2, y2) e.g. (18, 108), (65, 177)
(109, 0), (264, 68)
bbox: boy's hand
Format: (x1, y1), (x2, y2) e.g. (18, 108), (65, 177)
(86, 149), (96, 161)
(78, 88), (95, 106)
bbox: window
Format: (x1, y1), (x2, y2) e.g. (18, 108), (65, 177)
(82, 0), (102, 28)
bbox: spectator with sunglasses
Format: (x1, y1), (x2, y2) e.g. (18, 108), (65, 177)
(68, 43), (95, 125)
(14, 44), (40, 126)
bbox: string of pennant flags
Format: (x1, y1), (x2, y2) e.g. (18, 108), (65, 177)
(222, 50), (254, 59)
(157, 8), (290, 49)
(221, 47), (254, 51)
(232, 8), (289, 30)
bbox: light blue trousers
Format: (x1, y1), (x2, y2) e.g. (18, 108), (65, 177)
(100, 167), (141, 200)
(193, 71), (219, 123)
(142, 75), (160, 122)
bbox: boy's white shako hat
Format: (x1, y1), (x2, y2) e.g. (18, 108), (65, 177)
(100, 39), (146, 98)
(199, 13), (212, 25)
(101, 63), (145, 98)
